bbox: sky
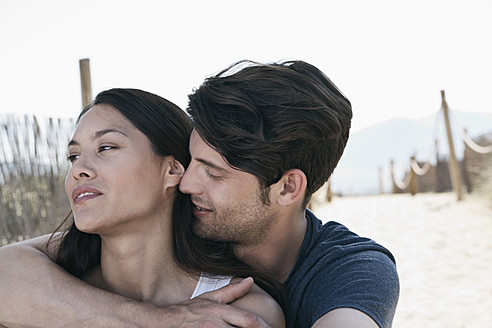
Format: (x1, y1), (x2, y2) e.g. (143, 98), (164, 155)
(1, 0), (491, 133)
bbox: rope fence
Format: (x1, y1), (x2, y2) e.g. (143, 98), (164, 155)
(388, 91), (492, 199)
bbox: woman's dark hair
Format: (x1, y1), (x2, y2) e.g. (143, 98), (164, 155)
(188, 60), (352, 207)
(49, 88), (286, 310)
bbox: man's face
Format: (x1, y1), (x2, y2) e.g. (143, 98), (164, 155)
(179, 130), (274, 246)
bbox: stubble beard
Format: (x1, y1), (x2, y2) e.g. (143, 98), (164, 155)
(192, 194), (274, 247)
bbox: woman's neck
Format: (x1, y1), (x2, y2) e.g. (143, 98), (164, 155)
(85, 215), (198, 306)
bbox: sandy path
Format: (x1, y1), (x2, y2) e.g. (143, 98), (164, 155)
(312, 192), (492, 328)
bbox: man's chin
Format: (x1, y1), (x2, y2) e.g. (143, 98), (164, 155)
(193, 224), (229, 242)
(192, 223), (211, 239)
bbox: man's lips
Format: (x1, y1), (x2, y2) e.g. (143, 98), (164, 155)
(191, 202), (213, 217)
(193, 204), (212, 211)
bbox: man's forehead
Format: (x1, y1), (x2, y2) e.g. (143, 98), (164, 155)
(190, 130), (214, 152)
(189, 130), (263, 184)
(190, 130), (225, 162)
(190, 130), (245, 174)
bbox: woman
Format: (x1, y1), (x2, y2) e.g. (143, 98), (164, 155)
(49, 88), (285, 326)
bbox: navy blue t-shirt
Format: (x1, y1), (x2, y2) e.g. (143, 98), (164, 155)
(283, 210), (399, 328)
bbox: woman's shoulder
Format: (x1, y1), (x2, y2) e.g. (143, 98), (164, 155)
(230, 277), (285, 328)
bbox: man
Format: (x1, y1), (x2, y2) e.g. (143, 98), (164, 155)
(180, 60), (399, 327)
(0, 60), (399, 327)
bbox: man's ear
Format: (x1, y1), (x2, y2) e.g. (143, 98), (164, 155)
(275, 169), (307, 206)
(164, 159), (185, 188)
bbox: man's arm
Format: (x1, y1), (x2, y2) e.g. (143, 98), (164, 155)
(169, 278), (283, 328)
(312, 308), (379, 328)
(0, 235), (275, 327)
(0, 235), (168, 327)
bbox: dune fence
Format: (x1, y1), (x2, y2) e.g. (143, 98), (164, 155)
(0, 114), (74, 245)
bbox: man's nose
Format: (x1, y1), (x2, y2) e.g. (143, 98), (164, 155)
(179, 163), (200, 195)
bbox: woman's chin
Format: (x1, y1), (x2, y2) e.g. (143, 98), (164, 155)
(74, 216), (100, 234)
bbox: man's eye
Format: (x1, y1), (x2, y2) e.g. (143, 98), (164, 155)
(206, 170), (223, 181)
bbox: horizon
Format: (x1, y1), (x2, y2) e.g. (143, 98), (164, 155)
(2, 107), (490, 196)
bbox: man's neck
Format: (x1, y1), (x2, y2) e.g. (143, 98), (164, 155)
(233, 209), (308, 283)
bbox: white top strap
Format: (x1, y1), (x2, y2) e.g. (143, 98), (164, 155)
(191, 273), (233, 299)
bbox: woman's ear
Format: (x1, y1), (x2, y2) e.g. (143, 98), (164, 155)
(275, 169), (307, 206)
(164, 159), (185, 188)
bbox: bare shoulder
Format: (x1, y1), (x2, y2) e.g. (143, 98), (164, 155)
(1, 233), (61, 260)
(230, 277), (285, 328)
(312, 308), (379, 328)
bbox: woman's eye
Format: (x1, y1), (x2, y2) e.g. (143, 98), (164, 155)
(67, 154), (79, 163)
(99, 145), (116, 152)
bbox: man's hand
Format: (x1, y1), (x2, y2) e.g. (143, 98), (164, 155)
(167, 277), (272, 327)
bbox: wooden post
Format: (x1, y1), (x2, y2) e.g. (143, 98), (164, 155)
(461, 128), (471, 193)
(410, 156), (418, 196)
(79, 58), (92, 108)
(378, 167), (384, 194)
(325, 179), (332, 202)
(434, 138), (440, 192)
(390, 160), (397, 193)
(441, 90), (463, 201)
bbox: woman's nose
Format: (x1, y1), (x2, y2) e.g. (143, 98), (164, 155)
(70, 154), (96, 180)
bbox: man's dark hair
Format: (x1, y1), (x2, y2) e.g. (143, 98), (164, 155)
(188, 60), (352, 206)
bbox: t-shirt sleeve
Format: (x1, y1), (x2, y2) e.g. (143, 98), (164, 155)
(301, 250), (399, 328)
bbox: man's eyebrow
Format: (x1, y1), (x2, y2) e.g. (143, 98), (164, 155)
(196, 158), (228, 173)
(68, 129), (128, 147)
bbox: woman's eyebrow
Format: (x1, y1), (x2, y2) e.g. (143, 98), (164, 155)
(94, 128), (128, 139)
(68, 129), (129, 147)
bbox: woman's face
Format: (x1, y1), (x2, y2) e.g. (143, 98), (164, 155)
(65, 104), (173, 236)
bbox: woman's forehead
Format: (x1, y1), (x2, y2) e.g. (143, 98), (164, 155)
(77, 104), (131, 129)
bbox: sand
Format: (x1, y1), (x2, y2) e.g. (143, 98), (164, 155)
(312, 192), (492, 328)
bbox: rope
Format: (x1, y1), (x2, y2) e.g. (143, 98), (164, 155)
(410, 108), (446, 176)
(390, 108), (443, 191)
(391, 166), (412, 190)
(411, 159), (432, 176)
(411, 109), (442, 175)
(461, 128), (492, 154)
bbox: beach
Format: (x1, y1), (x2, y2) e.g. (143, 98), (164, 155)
(313, 191), (492, 328)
